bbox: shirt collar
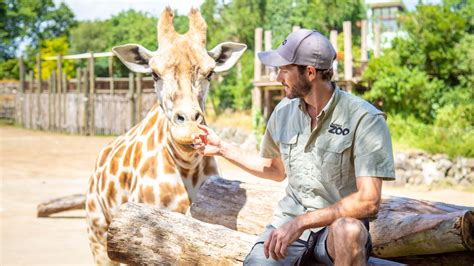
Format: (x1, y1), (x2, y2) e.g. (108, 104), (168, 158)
(298, 83), (340, 119)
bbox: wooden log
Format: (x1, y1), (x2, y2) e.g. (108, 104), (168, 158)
(37, 194), (86, 217)
(107, 202), (255, 265)
(107, 202), (471, 265)
(38, 177), (473, 261)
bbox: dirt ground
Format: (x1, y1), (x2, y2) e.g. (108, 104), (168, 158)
(1, 126), (473, 265)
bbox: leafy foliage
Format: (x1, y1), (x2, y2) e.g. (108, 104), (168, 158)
(0, 0), (76, 59)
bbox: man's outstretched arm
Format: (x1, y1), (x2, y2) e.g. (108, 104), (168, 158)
(192, 125), (286, 182)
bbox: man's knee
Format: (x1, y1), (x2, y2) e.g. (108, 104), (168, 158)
(330, 217), (368, 243)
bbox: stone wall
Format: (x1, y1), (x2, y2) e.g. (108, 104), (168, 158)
(214, 126), (474, 187)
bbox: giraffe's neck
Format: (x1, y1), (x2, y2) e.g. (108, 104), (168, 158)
(151, 105), (218, 202)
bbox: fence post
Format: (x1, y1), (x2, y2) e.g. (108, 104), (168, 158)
(82, 67), (89, 135)
(252, 27), (263, 117)
(136, 73), (142, 122)
(28, 71), (34, 129)
(51, 71), (57, 130)
(128, 72), (136, 129)
(56, 54), (62, 131)
(48, 73), (53, 130)
(62, 72), (67, 131)
(19, 56), (25, 126)
(88, 52), (95, 135)
(109, 56), (115, 95)
(36, 53), (42, 129)
(343, 21), (353, 93)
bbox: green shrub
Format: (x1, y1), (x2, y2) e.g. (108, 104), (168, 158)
(388, 114), (473, 158)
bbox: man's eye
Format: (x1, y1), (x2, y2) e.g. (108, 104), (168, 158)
(152, 72), (160, 81)
(205, 71), (214, 81)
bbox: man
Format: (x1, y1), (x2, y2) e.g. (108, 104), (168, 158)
(192, 29), (395, 265)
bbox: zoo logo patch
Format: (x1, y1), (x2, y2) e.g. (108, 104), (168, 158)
(328, 123), (350, 136)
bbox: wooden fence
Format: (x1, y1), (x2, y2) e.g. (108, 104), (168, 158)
(15, 53), (159, 135)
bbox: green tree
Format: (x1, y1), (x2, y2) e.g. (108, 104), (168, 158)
(1, 0), (76, 59)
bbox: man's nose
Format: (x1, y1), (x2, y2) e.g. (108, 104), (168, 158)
(276, 70), (284, 83)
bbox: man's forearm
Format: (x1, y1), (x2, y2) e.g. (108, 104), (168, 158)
(219, 141), (285, 181)
(297, 185), (381, 230)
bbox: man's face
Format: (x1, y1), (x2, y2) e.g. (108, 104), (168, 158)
(276, 65), (311, 99)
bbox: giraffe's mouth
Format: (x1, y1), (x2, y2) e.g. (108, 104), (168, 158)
(171, 122), (203, 146)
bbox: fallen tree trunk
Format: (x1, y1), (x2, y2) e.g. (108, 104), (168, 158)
(190, 176), (474, 258)
(37, 194), (86, 217)
(108, 202), (472, 265)
(107, 202), (255, 265)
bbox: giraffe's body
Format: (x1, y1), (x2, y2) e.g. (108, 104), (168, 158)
(85, 7), (246, 265)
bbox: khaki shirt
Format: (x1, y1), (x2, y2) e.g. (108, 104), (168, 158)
(260, 87), (395, 240)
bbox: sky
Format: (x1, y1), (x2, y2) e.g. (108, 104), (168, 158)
(53, 0), (206, 21)
(54, 0), (441, 21)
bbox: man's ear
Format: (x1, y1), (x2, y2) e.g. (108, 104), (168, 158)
(208, 42), (247, 73)
(112, 44), (154, 73)
(307, 66), (317, 81)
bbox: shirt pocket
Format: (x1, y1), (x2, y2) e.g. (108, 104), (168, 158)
(279, 134), (299, 176)
(317, 141), (351, 188)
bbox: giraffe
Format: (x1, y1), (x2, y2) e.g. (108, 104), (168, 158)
(85, 7), (246, 265)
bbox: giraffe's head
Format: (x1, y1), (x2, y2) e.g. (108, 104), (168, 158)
(112, 7), (246, 145)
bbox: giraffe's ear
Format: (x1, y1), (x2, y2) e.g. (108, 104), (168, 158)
(208, 42), (247, 73)
(112, 44), (154, 73)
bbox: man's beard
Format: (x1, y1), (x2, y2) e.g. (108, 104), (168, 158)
(286, 75), (311, 99)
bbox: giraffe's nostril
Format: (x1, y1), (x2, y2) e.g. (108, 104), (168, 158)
(175, 113), (186, 124)
(195, 113), (203, 122)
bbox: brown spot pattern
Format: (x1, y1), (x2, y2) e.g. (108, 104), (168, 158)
(158, 182), (188, 208)
(162, 149), (176, 174)
(110, 145), (125, 176)
(139, 186), (156, 204)
(106, 181), (117, 207)
(174, 198), (190, 213)
(142, 112), (158, 135)
(132, 141), (143, 169)
(130, 175), (138, 192)
(157, 118), (165, 142)
(98, 147), (112, 167)
(139, 156), (158, 178)
(118, 172), (132, 190)
(87, 200), (96, 212)
(123, 144), (134, 167)
(100, 169), (107, 192)
(121, 195), (128, 204)
(146, 131), (156, 150)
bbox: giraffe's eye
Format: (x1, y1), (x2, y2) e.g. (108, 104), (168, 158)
(152, 72), (160, 81)
(205, 71), (214, 81)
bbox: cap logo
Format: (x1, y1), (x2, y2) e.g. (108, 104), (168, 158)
(282, 39), (287, 45)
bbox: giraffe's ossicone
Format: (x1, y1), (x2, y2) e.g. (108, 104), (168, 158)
(85, 7), (246, 265)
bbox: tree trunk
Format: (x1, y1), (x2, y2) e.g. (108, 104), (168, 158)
(37, 194), (86, 217)
(190, 176), (473, 258)
(107, 202), (473, 265)
(107, 202), (255, 265)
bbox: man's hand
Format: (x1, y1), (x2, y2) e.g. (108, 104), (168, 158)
(192, 125), (222, 156)
(263, 218), (304, 260)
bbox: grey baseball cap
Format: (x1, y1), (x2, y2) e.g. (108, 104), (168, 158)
(258, 29), (336, 69)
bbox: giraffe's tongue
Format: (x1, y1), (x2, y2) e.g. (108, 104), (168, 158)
(171, 122), (203, 145)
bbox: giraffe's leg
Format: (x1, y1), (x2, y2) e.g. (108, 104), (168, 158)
(86, 195), (119, 266)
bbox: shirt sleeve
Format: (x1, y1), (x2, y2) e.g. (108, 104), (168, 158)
(259, 112), (280, 159)
(353, 113), (396, 180)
